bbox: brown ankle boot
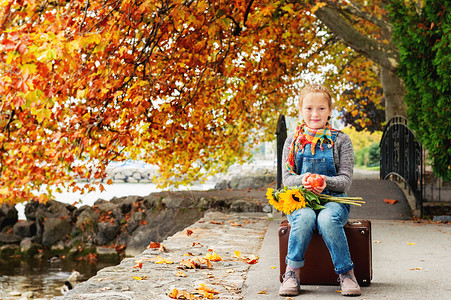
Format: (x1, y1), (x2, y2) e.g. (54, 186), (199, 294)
(279, 267), (301, 296)
(339, 269), (361, 296)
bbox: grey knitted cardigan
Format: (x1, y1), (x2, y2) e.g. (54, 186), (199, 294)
(282, 131), (354, 193)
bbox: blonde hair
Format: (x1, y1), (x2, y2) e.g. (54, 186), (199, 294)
(298, 84), (333, 111)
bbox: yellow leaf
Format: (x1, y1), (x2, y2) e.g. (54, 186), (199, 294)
(407, 242), (415, 245)
(234, 250), (241, 258)
(154, 255), (174, 264)
(205, 252), (222, 261)
(281, 4), (295, 14)
(132, 275), (147, 280)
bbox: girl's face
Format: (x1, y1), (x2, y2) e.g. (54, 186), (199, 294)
(300, 92), (331, 129)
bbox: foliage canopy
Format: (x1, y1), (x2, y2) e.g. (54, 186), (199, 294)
(389, 0), (451, 180)
(0, 1), (405, 204)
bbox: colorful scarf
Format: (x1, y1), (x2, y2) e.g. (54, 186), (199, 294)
(285, 123), (335, 175)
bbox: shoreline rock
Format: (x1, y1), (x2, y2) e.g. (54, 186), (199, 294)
(57, 211), (270, 300)
(0, 189), (268, 260)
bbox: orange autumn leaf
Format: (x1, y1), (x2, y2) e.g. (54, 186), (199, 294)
(147, 242), (167, 252)
(178, 258), (213, 269)
(147, 242), (161, 249)
(228, 220), (242, 227)
(186, 229), (193, 236)
(384, 199), (399, 205)
(169, 288), (196, 300)
(210, 221), (224, 225)
(197, 283), (219, 294)
(175, 270), (187, 277)
(132, 262), (143, 269)
(197, 283), (219, 298)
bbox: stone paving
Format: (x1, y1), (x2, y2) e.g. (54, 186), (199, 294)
(58, 212), (270, 300)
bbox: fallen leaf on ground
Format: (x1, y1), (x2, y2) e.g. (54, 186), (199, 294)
(132, 275), (147, 280)
(228, 220), (242, 227)
(147, 242), (167, 252)
(197, 284), (219, 298)
(384, 199), (398, 205)
(176, 270), (187, 277)
(410, 267), (423, 270)
(197, 283), (219, 294)
(186, 229), (193, 236)
(245, 254), (259, 264)
(205, 252), (222, 261)
(154, 255), (174, 264)
(147, 241), (161, 249)
(169, 288), (196, 299)
(258, 290), (267, 294)
(178, 257), (213, 269)
(407, 242), (416, 245)
(271, 266), (277, 269)
(234, 250), (242, 258)
(210, 221), (224, 225)
(132, 262), (143, 269)
(374, 240), (383, 243)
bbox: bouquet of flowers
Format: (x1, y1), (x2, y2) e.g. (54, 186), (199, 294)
(266, 185), (365, 215)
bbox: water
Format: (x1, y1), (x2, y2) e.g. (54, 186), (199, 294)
(0, 256), (121, 299)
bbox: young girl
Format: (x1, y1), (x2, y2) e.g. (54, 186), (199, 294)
(279, 84), (360, 297)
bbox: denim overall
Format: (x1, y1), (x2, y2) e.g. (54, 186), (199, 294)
(286, 131), (354, 274)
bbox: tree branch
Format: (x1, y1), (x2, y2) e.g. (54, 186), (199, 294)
(313, 5), (399, 71)
(326, 0), (392, 33)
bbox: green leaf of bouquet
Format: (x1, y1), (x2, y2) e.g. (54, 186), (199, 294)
(310, 202), (325, 210)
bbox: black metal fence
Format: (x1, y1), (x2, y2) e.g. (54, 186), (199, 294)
(276, 115), (287, 189)
(380, 116), (423, 213)
(380, 116), (450, 217)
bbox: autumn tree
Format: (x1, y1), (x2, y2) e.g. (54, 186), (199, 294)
(0, 0), (429, 204)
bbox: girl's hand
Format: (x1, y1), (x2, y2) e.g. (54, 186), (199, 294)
(302, 172), (312, 191)
(311, 175), (327, 195)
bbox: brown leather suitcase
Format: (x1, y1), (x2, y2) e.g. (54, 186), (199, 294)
(279, 219), (372, 286)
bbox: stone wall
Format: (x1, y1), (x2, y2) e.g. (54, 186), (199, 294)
(0, 190), (266, 260)
(101, 161), (276, 186)
(104, 165), (159, 183)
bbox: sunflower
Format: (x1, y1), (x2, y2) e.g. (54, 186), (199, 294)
(266, 188), (283, 211)
(279, 189), (307, 215)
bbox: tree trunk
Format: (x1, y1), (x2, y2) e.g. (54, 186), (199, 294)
(313, 3), (408, 123)
(380, 64), (407, 122)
